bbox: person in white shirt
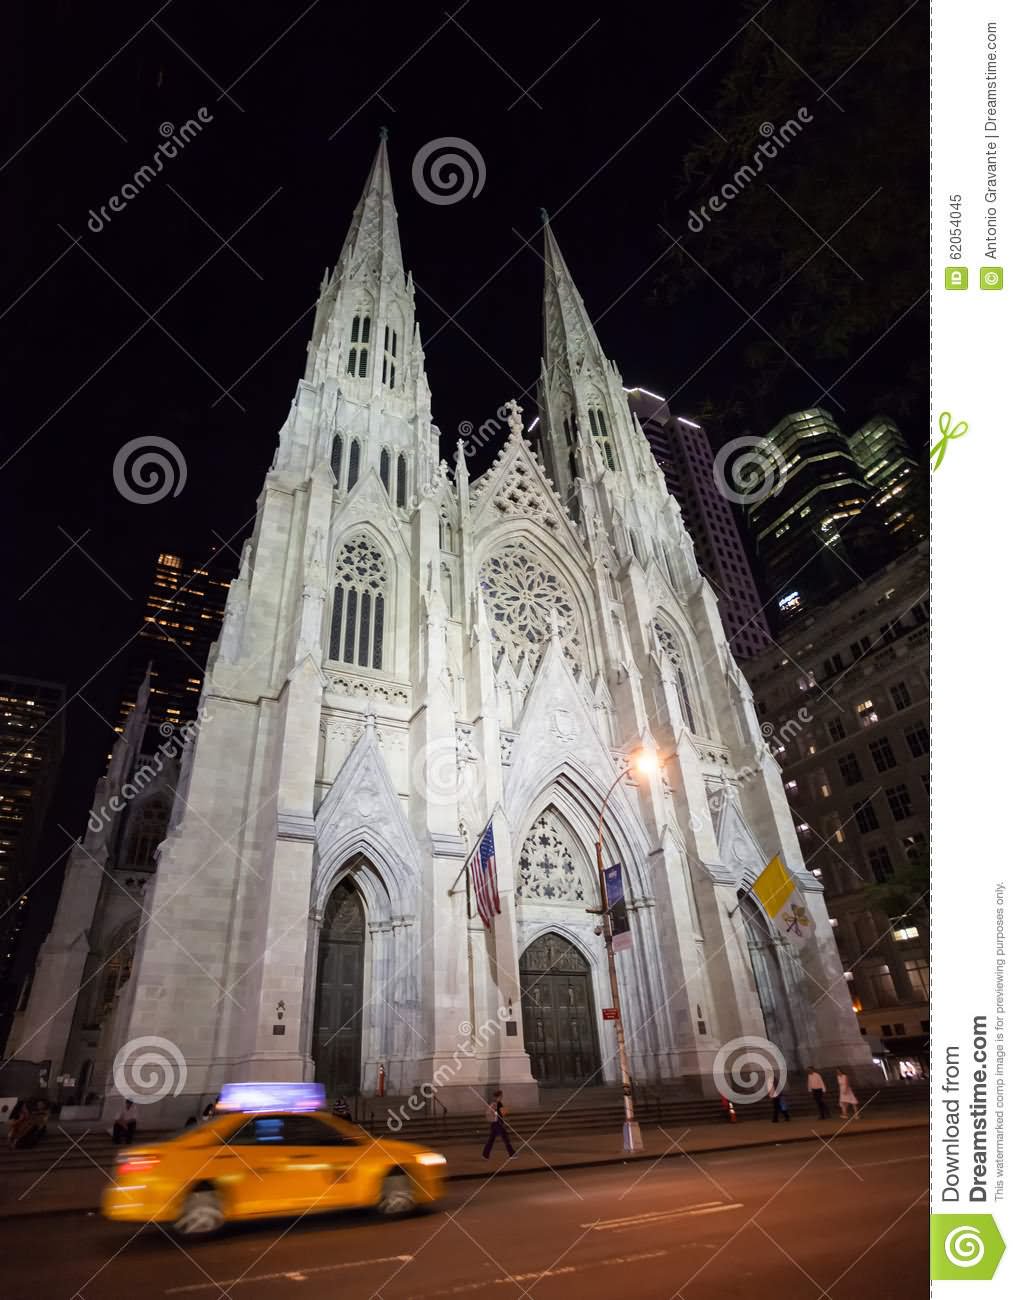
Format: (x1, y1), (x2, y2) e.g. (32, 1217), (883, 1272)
(805, 1067), (829, 1119)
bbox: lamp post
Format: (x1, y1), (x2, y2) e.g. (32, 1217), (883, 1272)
(595, 748), (658, 1154)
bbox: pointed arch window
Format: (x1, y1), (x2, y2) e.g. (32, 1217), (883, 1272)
(329, 535), (388, 670)
(347, 439), (361, 490)
(347, 314), (371, 377)
(330, 435), (344, 485)
(124, 798), (170, 869)
(395, 453), (408, 507)
(379, 447), (391, 491)
(382, 325), (398, 388)
(516, 809), (588, 903)
(629, 530), (643, 563)
(589, 407), (615, 470)
(654, 617), (699, 732)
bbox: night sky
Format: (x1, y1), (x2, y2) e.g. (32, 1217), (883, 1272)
(2, 1), (926, 967)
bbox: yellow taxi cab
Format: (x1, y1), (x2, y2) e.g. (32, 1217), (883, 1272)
(102, 1083), (446, 1239)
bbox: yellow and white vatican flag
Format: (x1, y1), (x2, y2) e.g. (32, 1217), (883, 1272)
(750, 855), (814, 946)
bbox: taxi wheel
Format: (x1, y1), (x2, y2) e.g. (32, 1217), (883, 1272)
(173, 1187), (225, 1238)
(376, 1170), (417, 1217)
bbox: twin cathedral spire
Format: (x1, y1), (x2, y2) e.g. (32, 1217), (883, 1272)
(298, 134), (668, 524)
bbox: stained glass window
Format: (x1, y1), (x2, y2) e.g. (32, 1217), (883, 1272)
(654, 618), (698, 731)
(517, 810), (587, 903)
(479, 543), (584, 671)
(330, 536), (388, 669)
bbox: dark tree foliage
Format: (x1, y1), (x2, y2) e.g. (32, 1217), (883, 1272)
(865, 851), (930, 926)
(660, 0), (927, 427)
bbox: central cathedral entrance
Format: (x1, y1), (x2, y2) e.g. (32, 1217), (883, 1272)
(519, 933), (600, 1087)
(313, 877), (365, 1097)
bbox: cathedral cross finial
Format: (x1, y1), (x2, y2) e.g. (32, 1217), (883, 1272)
(546, 605), (561, 640)
(379, 125), (389, 141)
(505, 399), (524, 437)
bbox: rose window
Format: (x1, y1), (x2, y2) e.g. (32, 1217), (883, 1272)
(479, 544), (584, 670)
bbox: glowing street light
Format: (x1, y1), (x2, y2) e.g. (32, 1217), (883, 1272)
(594, 746), (659, 1153)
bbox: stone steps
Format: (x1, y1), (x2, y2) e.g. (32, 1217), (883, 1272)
(1, 1083), (926, 1173)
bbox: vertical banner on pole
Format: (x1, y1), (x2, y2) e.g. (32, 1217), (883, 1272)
(605, 863), (632, 953)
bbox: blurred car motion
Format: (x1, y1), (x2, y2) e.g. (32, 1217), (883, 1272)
(102, 1083), (445, 1238)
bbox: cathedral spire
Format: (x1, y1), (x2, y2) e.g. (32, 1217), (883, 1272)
(541, 213), (609, 385)
(337, 130), (405, 284)
(537, 216), (661, 513)
(303, 133), (428, 426)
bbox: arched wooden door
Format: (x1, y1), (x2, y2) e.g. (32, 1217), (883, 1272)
(519, 933), (600, 1087)
(313, 878), (365, 1097)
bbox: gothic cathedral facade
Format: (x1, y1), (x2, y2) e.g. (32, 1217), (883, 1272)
(15, 138), (874, 1120)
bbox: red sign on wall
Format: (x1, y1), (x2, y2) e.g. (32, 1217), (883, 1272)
(602, 1007), (620, 1020)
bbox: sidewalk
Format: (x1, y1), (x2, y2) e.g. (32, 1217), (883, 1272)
(0, 1107), (927, 1220)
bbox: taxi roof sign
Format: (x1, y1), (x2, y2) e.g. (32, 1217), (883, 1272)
(217, 1081), (325, 1113)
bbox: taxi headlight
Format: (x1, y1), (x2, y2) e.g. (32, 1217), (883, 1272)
(414, 1153), (446, 1167)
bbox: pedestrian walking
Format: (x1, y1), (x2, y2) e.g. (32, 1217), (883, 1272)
(768, 1076), (791, 1123)
(481, 1090), (515, 1159)
(805, 1066), (828, 1119)
(112, 1100), (137, 1145)
(836, 1068), (859, 1119)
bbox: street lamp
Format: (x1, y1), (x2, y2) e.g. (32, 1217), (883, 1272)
(595, 746), (658, 1153)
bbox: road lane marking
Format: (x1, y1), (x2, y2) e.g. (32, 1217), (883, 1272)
(584, 1203), (745, 1232)
(852, 1156), (927, 1168)
(604, 1204), (744, 1231)
(403, 1250), (668, 1297)
(582, 1196), (722, 1227)
(164, 1253), (414, 1294)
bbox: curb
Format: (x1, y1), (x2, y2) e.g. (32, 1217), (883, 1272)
(0, 1117), (927, 1221)
(447, 1117), (928, 1182)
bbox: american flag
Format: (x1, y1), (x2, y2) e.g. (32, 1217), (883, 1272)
(468, 819), (501, 929)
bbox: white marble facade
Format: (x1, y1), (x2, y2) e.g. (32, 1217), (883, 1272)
(15, 138), (876, 1122)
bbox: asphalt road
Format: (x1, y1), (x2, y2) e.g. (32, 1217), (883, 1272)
(0, 1129), (927, 1299)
